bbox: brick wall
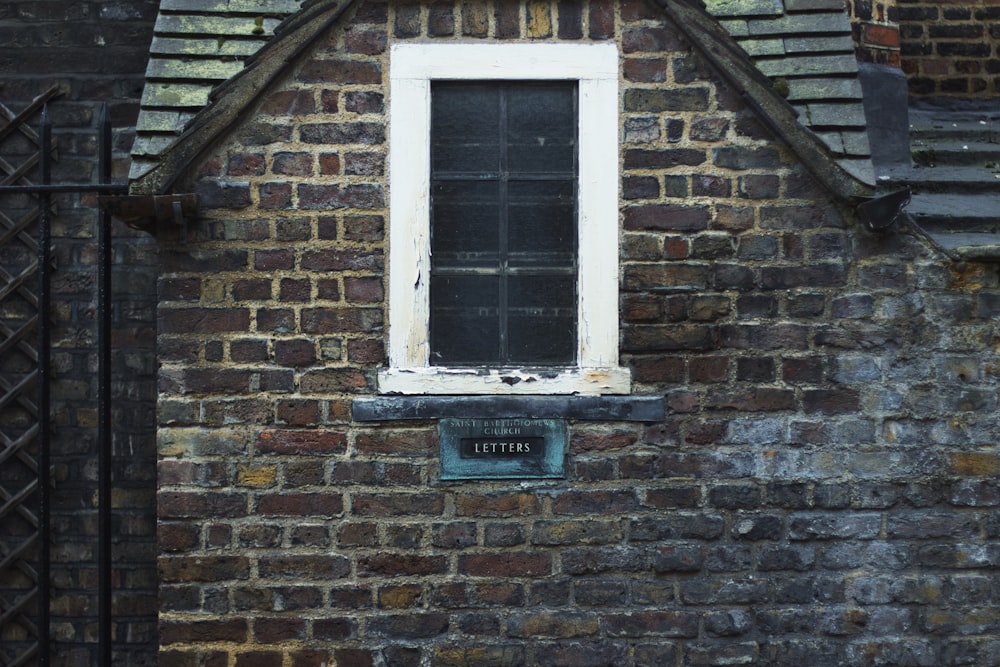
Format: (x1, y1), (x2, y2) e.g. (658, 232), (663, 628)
(847, 0), (901, 67)
(0, 2), (158, 665)
(899, 0), (1000, 96)
(156, 1), (1000, 665)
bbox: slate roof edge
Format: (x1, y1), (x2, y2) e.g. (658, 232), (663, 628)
(130, 0), (358, 196)
(130, 0), (876, 204)
(656, 0), (876, 203)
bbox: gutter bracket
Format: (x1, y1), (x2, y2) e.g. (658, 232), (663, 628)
(857, 188), (911, 233)
(98, 193), (198, 239)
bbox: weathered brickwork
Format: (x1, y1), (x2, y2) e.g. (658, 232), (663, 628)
(156, 1), (1000, 665)
(846, 0), (901, 67)
(0, 2), (158, 665)
(899, 0), (1000, 96)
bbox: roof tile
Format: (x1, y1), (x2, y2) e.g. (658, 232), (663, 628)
(129, 0), (875, 195)
(704, 0), (782, 18)
(757, 54), (859, 77)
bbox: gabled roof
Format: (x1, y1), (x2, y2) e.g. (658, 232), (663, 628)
(129, 0), (875, 201)
(130, 0), (311, 182)
(703, 0), (874, 186)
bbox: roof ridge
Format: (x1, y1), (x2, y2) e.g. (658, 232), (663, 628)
(656, 0), (874, 201)
(129, 0), (875, 204)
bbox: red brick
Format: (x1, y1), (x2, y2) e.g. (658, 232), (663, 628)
(291, 649), (334, 667)
(339, 522), (378, 547)
(343, 215), (384, 241)
(316, 278), (341, 301)
(231, 338), (268, 362)
(235, 651), (282, 667)
(274, 339), (316, 367)
(256, 492), (343, 517)
(344, 276), (384, 302)
(705, 388), (796, 412)
(570, 429), (637, 454)
(347, 338), (386, 364)
(300, 58), (382, 84)
(683, 420), (727, 445)
(260, 89), (316, 115)
(298, 183), (384, 210)
(690, 356), (729, 382)
(254, 249), (295, 271)
(272, 151), (313, 176)
(159, 650), (228, 667)
(624, 57), (668, 82)
(359, 554), (447, 577)
(158, 522), (200, 552)
(320, 89), (339, 113)
(159, 556), (250, 583)
(495, 0), (518, 37)
(331, 460), (378, 485)
(802, 389), (860, 414)
(258, 555), (350, 579)
(158, 492), (248, 519)
(330, 585), (374, 608)
(589, 0), (614, 39)
(278, 277), (310, 302)
(455, 492), (540, 517)
(299, 368), (375, 393)
(253, 618), (306, 643)
(354, 429), (436, 457)
(259, 182), (293, 209)
(345, 29), (387, 55)
(458, 553), (552, 577)
(319, 152), (341, 175)
(256, 429), (347, 455)
(624, 203), (711, 231)
(159, 278), (201, 301)
(552, 490), (639, 515)
(227, 152), (265, 176)
(623, 294), (663, 322)
(313, 618), (356, 640)
(160, 618), (248, 644)
(276, 399), (321, 426)
(159, 308), (250, 334)
(232, 277), (271, 301)
(352, 493), (445, 516)
(302, 308), (382, 334)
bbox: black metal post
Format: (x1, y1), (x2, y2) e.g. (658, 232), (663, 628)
(37, 104), (52, 667)
(97, 103), (113, 667)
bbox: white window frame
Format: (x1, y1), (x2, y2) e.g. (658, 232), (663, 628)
(380, 42), (629, 395)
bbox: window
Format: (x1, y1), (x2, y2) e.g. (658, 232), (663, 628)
(381, 43), (628, 395)
(431, 81), (577, 366)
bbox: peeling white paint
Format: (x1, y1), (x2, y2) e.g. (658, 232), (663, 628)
(384, 42), (629, 395)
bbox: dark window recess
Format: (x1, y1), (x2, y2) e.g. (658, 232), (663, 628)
(430, 81), (578, 366)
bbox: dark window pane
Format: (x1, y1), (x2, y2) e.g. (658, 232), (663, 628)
(508, 275), (576, 364)
(507, 179), (576, 264)
(432, 84), (501, 173)
(507, 84), (576, 173)
(431, 180), (501, 264)
(430, 276), (500, 365)
(429, 81), (579, 367)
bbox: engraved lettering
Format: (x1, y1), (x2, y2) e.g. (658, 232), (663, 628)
(459, 437), (544, 458)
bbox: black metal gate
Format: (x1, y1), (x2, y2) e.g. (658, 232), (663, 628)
(0, 88), (127, 667)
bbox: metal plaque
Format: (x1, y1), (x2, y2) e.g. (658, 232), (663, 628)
(439, 418), (566, 480)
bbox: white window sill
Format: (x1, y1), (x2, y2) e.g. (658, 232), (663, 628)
(377, 366), (632, 395)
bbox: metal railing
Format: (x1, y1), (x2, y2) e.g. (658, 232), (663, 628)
(0, 88), (127, 667)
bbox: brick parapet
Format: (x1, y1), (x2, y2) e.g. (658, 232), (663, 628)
(156, 0), (1000, 665)
(898, 0), (1000, 96)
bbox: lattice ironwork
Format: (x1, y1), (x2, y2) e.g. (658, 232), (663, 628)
(0, 85), (59, 667)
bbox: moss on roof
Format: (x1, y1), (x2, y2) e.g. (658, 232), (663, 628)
(129, 0), (875, 200)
